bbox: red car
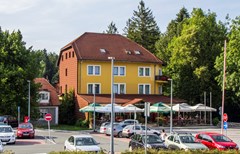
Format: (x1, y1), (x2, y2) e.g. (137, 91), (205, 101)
(195, 132), (238, 150)
(17, 123), (35, 138)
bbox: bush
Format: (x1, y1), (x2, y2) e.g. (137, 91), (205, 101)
(213, 117), (219, 126)
(75, 119), (89, 128)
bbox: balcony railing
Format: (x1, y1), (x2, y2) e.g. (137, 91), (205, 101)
(155, 75), (169, 81)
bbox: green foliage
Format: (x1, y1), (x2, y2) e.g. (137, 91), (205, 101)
(104, 21), (118, 34)
(75, 119), (89, 128)
(213, 117), (219, 126)
(59, 91), (76, 125)
(0, 28), (39, 120)
(157, 8), (226, 106)
(124, 0), (160, 54)
(32, 49), (59, 85)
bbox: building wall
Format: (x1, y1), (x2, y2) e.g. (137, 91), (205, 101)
(59, 48), (78, 94)
(77, 60), (163, 94)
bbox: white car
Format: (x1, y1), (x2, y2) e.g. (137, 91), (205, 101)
(165, 132), (208, 150)
(0, 125), (16, 144)
(122, 125), (160, 138)
(64, 135), (101, 153)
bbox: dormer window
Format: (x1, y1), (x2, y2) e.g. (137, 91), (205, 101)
(125, 50), (131, 55)
(39, 91), (50, 104)
(100, 48), (106, 53)
(134, 50), (141, 54)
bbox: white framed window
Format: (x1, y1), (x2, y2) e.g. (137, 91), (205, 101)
(39, 108), (48, 119)
(138, 67), (150, 77)
(159, 85), (163, 94)
(114, 83), (126, 94)
(87, 83), (101, 94)
(113, 66), (126, 76)
(138, 84), (151, 94)
(87, 65), (100, 75)
(39, 91), (50, 103)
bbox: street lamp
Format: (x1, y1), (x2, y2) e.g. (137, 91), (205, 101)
(93, 85), (96, 132)
(168, 79), (173, 133)
(27, 80), (31, 122)
(108, 56), (115, 154)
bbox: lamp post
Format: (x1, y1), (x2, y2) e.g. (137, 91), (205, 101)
(168, 78), (173, 133)
(27, 80), (31, 122)
(108, 56), (115, 154)
(93, 85), (96, 132)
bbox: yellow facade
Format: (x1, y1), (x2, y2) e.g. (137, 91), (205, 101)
(77, 60), (164, 94)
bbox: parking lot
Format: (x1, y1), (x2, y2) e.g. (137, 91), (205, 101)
(2, 126), (240, 153)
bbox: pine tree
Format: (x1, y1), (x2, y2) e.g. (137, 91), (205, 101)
(124, 0), (160, 54)
(105, 21), (118, 34)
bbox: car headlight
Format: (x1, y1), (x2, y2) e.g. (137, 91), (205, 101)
(146, 144), (152, 148)
(11, 135), (15, 138)
(17, 131), (22, 134)
(217, 144), (225, 149)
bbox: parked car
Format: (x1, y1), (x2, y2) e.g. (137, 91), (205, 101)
(122, 125), (160, 138)
(64, 135), (101, 152)
(0, 124), (16, 144)
(0, 141), (3, 153)
(129, 133), (166, 151)
(195, 132), (239, 150)
(119, 119), (139, 125)
(165, 132), (208, 150)
(99, 122), (110, 134)
(106, 123), (128, 137)
(16, 122), (35, 139)
(0, 115), (18, 128)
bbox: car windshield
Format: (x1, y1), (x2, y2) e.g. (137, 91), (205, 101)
(19, 124), (33, 129)
(142, 135), (163, 144)
(212, 135), (232, 142)
(76, 137), (97, 146)
(179, 135), (196, 143)
(0, 127), (12, 133)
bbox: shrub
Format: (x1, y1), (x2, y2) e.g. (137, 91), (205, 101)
(213, 117), (219, 126)
(75, 119), (89, 128)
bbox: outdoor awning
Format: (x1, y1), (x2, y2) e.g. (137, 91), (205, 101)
(190, 103), (216, 112)
(79, 103), (101, 112)
(173, 103), (194, 112)
(150, 102), (171, 113)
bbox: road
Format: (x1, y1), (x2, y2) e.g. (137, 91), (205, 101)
(4, 127), (240, 154)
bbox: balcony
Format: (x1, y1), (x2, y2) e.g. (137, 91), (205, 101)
(155, 75), (169, 83)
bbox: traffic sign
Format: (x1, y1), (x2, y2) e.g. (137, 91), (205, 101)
(223, 113), (228, 122)
(44, 113), (52, 121)
(223, 121), (228, 130)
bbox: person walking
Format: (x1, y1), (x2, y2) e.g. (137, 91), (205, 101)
(160, 129), (167, 141)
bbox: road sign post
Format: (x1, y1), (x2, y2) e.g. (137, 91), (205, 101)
(223, 121), (228, 136)
(44, 113), (52, 140)
(223, 113), (228, 122)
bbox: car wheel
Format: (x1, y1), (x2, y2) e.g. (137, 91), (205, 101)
(64, 146), (66, 151)
(118, 131), (123, 138)
(129, 146), (133, 152)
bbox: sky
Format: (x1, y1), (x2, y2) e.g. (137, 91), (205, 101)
(0, 0), (239, 54)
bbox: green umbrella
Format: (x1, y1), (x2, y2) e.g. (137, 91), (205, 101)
(150, 102), (171, 113)
(79, 103), (101, 112)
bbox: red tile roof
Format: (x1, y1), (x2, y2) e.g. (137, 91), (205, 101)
(34, 78), (60, 106)
(58, 32), (163, 65)
(80, 94), (185, 106)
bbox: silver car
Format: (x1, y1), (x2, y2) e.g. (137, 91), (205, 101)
(165, 132), (208, 150)
(99, 122), (110, 134)
(122, 125), (160, 138)
(106, 123), (127, 138)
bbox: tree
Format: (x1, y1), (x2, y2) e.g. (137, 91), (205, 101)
(32, 49), (59, 85)
(156, 7), (189, 67)
(124, 0), (160, 54)
(163, 9), (226, 105)
(0, 28), (39, 119)
(105, 21), (118, 34)
(59, 91), (76, 125)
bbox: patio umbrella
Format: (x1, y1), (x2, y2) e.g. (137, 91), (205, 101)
(190, 103), (216, 112)
(173, 103), (194, 112)
(95, 104), (125, 113)
(150, 102), (171, 113)
(123, 104), (144, 113)
(79, 103), (101, 112)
